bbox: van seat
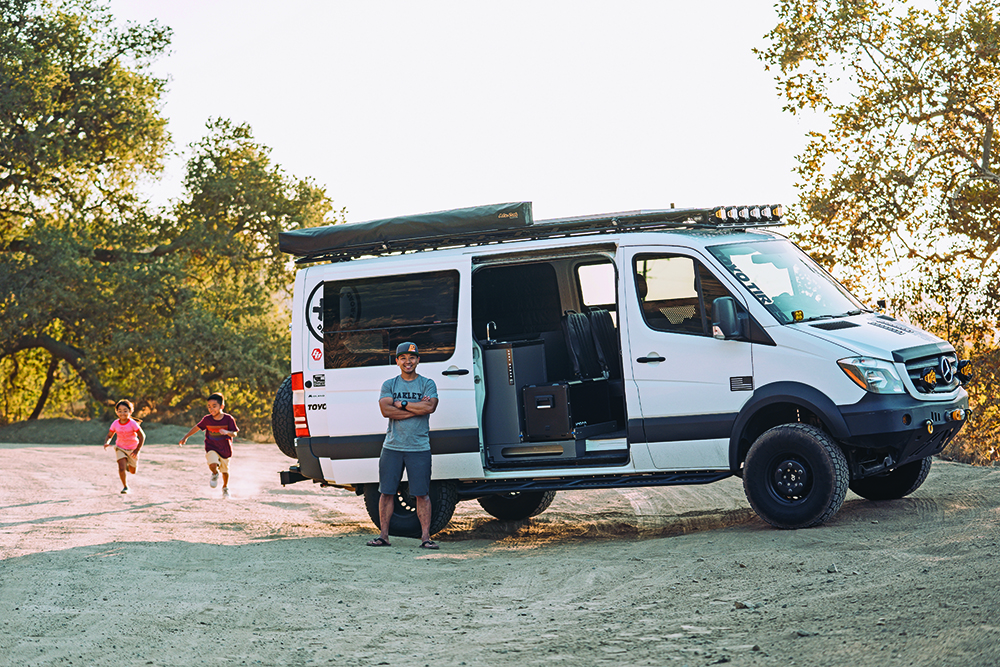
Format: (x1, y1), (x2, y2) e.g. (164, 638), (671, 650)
(562, 311), (603, 380)
(587, 308), (619, 380)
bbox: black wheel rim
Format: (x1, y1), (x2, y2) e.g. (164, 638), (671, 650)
(393, 483), (417, 515)
(768, 456), (812, 504)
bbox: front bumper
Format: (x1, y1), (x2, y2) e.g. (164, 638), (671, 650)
(838, 389), (969, 470)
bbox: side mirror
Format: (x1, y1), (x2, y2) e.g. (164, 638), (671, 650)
(712, 297), (741, 340)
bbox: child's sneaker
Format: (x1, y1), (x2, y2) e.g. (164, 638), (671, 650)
(210, 472), (219, 488)
(121, 486), (129, 494)
(222, 487), (230, 499)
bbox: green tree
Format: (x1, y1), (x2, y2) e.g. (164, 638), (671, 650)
(1, 118), (337, 430)
(125, 119), (336, 429)
(0, 0), (170, 230)
(1, 0), (171, 421)
(1, 1), (340, 431)
(760, 0), (1000, 462)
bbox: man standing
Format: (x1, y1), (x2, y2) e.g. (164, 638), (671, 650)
(367, 342), (440, 549)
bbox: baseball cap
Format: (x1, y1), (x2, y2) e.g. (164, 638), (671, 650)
(395, 341), (419, 356)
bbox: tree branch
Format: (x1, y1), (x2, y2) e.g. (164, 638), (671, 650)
(984, 118), (993, 173)
(3, 334), (113, 406)
(28, 355), (60, 420)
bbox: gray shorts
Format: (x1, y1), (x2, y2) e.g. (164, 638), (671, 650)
(378, 447), (431, 497)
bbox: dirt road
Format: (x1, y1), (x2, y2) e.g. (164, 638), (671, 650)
(1, 422), (999, 666)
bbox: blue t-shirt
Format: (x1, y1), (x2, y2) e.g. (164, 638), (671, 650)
(380, 374), (438, 452)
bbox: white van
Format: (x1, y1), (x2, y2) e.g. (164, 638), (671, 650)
(272, 202), (970, 535)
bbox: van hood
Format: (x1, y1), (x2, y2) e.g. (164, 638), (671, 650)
(791, 313), (953, 360)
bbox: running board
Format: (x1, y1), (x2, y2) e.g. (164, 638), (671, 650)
(456, 470), (731, 498)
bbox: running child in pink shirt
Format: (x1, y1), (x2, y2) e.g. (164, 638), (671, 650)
(103, 399), (146, 494)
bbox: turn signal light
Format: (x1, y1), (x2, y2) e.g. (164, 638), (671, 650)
(948, 409), (965, 421)
(291, 372), (310, 437)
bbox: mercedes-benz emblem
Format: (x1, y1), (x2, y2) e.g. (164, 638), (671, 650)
(939, 357), (955, 383)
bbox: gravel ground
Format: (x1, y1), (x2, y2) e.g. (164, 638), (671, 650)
(1, 419), (999, 666)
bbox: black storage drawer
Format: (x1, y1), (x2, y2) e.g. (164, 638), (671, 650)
(522, 379), (614, 441)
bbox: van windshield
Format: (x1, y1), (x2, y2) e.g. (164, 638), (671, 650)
(707, 239), (865, 325)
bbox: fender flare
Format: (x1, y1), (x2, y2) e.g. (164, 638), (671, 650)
(729, 381), (851, 472)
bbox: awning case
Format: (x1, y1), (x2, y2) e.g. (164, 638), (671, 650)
(279, 202), (533, 262)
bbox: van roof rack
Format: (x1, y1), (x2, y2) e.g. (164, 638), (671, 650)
(279, 201), (784, 264)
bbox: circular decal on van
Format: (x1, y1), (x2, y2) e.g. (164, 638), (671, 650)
(311, 348), (323, 361)
(306, 282), (324, 342)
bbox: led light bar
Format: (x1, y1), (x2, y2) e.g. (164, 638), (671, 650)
(712, 204), (784, 226)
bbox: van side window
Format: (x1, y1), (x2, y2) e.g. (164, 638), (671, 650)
(322, 270), (459, 368)
(577, 260), (617, 324)
(472, 263), (561, 340)
(634, 254), (733, 336)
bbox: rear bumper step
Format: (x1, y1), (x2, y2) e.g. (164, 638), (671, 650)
(279, 467), (309, 486)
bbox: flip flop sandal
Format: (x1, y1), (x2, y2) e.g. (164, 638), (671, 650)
(366, 537), (391, 547)
(419, 540), (440, 550)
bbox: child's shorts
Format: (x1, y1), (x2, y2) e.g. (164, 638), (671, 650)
(206, 450), (230, 473)
(115, 447), (138, 469)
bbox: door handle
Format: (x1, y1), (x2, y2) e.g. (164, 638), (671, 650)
(636, 356), (666, 363)
(442, 368), (470, 376)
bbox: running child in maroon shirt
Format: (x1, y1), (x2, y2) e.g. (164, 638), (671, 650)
(179, 392), (239, 498)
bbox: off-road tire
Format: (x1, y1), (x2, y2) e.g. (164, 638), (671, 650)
(271, 376), (297, 459)
(849, 456), (932, 501)
(363, 481), (459, 538)
(743, 423), (849, 529)
(477, 490), (557, 521)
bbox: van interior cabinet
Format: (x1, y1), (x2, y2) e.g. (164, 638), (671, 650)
(522, 379), (615, 441)
(482, 340), (547, 446)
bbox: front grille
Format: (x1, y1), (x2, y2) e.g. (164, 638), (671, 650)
(905, 352), (960, 394)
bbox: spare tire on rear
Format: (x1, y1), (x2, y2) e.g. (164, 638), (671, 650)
(271, 376), (297, 459)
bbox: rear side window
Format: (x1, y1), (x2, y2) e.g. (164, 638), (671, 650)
(634, 254), (734, 336)
(323, 270), (459, 368)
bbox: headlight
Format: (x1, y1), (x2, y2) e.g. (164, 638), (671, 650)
(837, 357), (905, 394)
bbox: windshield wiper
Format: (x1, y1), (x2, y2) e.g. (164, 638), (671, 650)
(795, 309), (872, 324)
(794, 314), (839, 323)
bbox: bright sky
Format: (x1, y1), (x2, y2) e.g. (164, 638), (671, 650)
(109, 0), (814, 224)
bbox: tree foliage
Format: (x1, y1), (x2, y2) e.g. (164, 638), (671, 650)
(760, 0), (1000, 462)
(0, 0), (170, 226)
(0, 1), (339, 432)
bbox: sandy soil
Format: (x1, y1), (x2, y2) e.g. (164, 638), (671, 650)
(1, 419), (999, 667)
